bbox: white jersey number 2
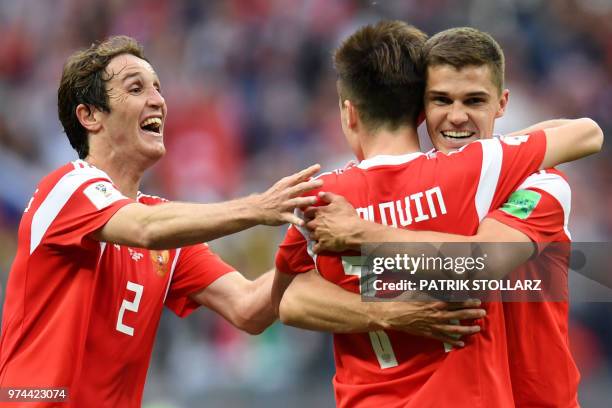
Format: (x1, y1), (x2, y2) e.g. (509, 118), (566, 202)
(116, 281), (144, 336)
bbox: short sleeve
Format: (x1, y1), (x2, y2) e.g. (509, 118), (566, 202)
(491, 130), (547, 209)
(41, 175), (133, 251)
(487, 169), (571, 254)
(164, 243), (236, 317)
(444, 130), (547, 222)
(275, 225), (316, 275)
(274, 170), (339, 275)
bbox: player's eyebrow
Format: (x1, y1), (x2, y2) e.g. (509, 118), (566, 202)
(426, 90), (450, 96)
(426, 90), (490, 98)
(120, 70), (161, 85)
(464, 91), (490, 98)
(120, 71), (144, 83)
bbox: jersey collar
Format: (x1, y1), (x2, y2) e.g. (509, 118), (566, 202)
(357, 151), (425, 170)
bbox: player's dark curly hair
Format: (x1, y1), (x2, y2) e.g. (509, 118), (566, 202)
(423, 27), (505, 93)
(333, 20), (427, 131)
(57, 35), (147, 159)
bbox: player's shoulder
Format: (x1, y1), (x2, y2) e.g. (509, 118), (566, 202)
(539, 167), (567, 181)
(37, 160), (111, 193)
(518, 169), (570, 191)
(310, 166), (347, 193)
(515, 169), (571, 214)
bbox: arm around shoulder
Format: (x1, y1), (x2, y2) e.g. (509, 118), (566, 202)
(541, 118), (603, 169)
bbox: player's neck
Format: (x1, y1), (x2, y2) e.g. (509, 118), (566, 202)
(360, 126), (420, 159)
(84, 154), (145, 199)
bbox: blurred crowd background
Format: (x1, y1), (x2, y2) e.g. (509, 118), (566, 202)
(0, 0), (610, 407)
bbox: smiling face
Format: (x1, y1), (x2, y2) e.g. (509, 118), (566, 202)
(97, 53), (167, 163)
(424, 64), (508, 153)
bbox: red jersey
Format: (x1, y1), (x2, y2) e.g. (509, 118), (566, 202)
(276, 132), (547, 408)
(0, 160), (235, 407)
(488, 168), (580, 407)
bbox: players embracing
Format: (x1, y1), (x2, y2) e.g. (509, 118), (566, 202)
(273, 22), (602, 407)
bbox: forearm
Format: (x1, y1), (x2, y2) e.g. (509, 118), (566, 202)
(347, 219), (532, 280)
(541, 118), (603, 169)
(238, 270), (277, 334)
(100, 196), (264, 249)
(141, 198), (265, 248)
(279, 270), (381, 333)
(346, 219), (472, 250)
(507, 119), (571, 136)
(279, 270), (485, 344)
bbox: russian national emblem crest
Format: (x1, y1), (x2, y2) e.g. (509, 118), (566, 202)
(150, 250), (170, 276)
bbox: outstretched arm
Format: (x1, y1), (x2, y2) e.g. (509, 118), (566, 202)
(94, 164), (323, 249)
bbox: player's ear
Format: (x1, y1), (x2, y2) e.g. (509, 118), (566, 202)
(495, 89), (509, 119)
(344, 100), (359, 130)
(76, 104), (102, 133)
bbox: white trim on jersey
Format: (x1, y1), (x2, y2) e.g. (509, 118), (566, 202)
(98, 242), (107, 262)
(517, 170), (572, 239)
(30, 164), (113, 254)
(291, 209), (318, 267)
(357, 152), (425, 169)
(474, 139), (503, 221)
(163, 248), (182, 303)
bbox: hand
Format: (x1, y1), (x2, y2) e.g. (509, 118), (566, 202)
(256, 164), (323, 226)
(304, 192), (361, 253)
(375, 298), (486, 347)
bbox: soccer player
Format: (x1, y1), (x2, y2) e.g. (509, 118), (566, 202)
(302, 27), (582, 407)
(0, 36), (323, 407)
(272, 22), (602, 407)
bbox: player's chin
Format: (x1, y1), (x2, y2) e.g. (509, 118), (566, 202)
(140, 135), (166, 158)
(150, 142), (166, 158)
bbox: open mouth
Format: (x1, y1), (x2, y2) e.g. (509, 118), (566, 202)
(441, 130), (476, 139)
(140, 117), (162, 135)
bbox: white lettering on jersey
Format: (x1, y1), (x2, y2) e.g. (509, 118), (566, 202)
(127, 248), (144, 261)
(356, 205), (375, 221)
(379, 201), (397, 227)
(411, 192), (429, 222)
(83, 181), (127, 210)
(425, 186), (447, 218)
(396, 197), (412, 227)
(355, 186), (447, 227)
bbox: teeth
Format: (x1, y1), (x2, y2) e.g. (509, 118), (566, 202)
(442, 131), (474, 138)
(140, 117), (162, 129)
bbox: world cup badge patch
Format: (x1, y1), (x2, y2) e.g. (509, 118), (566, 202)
(150, 250), (170, 276)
